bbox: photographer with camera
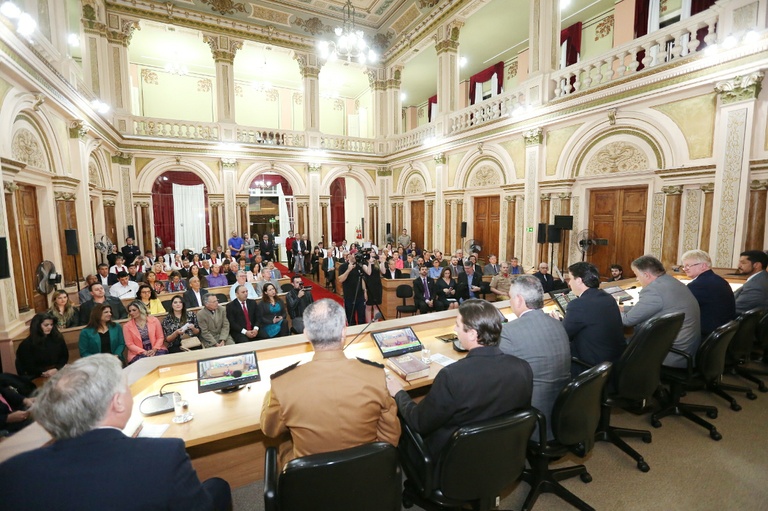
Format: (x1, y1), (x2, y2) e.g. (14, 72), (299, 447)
(338, 252), (370, 326)
(286, 275), (314, 334)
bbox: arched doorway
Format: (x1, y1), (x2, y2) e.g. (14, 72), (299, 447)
(330, 177), (346, 243)
(248, 173), (294, 238)
(152, 171), (210, 251)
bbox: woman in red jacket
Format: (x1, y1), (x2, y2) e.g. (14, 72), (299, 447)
(123, 301), (167, 364)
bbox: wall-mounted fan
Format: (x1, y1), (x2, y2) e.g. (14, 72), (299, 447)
(36, 260), (61, 294)
(574, 230), (608, 261)
(464, 239), (482, 255)
(94, 234), (115, 255)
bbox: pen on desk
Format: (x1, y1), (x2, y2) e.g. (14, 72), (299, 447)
(132, 421), (144, 438)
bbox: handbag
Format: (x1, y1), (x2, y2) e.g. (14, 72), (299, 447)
(180, 336), (203, 351)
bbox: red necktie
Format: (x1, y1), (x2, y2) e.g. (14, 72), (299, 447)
(242, 302), (252, 330)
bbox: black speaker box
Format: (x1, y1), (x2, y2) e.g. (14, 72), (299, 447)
(547, 225), (561, 244)
(386, 223), (391, 234)
(460, 222), (467, 238)
(0, 237), (10, 279)
(554, 215), (574, 230)
(537, 223), (547, 244)
(127, 225), (135, 239)
(65, 229), (79, 256)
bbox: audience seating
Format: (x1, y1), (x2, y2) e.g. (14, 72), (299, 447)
(263, 442), (401, 511)
(594, 312), (684, 472)
(721, 308), (765, 398)
(522, 362), (612, 511)
(399, 409), (536, 511)
(395, 285), (418, 318)
(651, 320), (740, 440)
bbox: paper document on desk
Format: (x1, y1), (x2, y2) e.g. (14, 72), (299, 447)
(137, 423), (170, 438)
(430, 354), (456, 367)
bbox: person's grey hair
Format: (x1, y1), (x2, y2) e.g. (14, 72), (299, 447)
(237, 270), (246, 277)
(205, 293), (219, 304)
(33, 355), (125, 440)
(681, 249), (711, 267)
(127, 300), (148, 319)
(303, 299), (345, 348)
(188, 276), (200, 284)
(510, 275), (544, 309)
(631, 255), (666, 276)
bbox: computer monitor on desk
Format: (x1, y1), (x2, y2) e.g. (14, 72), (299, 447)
(197, 351), (261, 394)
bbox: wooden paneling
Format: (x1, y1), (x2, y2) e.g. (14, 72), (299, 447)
(588, 186), (647, 279)
(473, 196), (500, 260)
(5, 192), (28, 311)
(16, 185), (46, 312)
(410, 200), (424, 249)
(56, 200), (82, 286)
(443, 200), (452, 253)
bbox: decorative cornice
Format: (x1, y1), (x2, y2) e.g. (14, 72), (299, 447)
(539, 179), (576, 189)
(661, 185), (684, 195)
(220, 158), (237, 169)
(111, 151), (133, 164)
(308, 163), (321, 173)
(433, 152), (446, 164)
(714, 71), (764, 105)
(523, 128), (543, 146)
(69, 120), (90, 139)
(750, 179), (768, 191)
(54, 191), (77, 202)
(203, 34), (243, 64)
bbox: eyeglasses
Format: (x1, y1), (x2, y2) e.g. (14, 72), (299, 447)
(682, 262), (704, 270)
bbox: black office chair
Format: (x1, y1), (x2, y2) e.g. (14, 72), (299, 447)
(651, 320), (740, 440)
(400, 409), (537, 511)
(263, 442), (401, 511)
(720, 308), (765, 398)
(396, 284), (418, 318)
(280, 283), (293, 293)
(215, 293), (229, 304)
(522, 362), (612, 511)
(161, 299), (174, 313)
(595, 312), (684, 472)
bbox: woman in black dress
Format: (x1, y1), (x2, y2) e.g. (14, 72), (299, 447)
(364, 252), (382, 322)
(15, 313), (69, 380)
(435, 267), (460, 311)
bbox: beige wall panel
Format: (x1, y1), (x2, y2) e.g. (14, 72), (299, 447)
(134, 157), (153, 177)
(652, 93), (716, 159)
(545, 124), (582, 176)
(581, 11), (615, 61)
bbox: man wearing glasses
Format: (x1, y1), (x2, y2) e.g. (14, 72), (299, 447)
(681, 250), (736, 339)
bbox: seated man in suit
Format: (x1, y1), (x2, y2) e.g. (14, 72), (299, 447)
(183, 276), (209, 309)
(413, 265), (437, 314)
(226, 285), (261, 343)
(381, 257), (402, 279)
(262, 299), (400, 467)
(483, 255), (500, 276)
(78, 274), (98, 304)
(734, 249), (768, 314)
(254, 268), (281, 299)
(500, 275), (571, 440)
(457, 261), (485, 301)
(533, 262), (555, 292)
(388, 299), (533, 459)
(78, 283), (127, 324)
(197, 294), (235, 348)
(0, 355), (231, 511)
(621, 255), (701, 368)
(561, 262), (626, 377)
(682, 250), (736, 338)
(509, 257), (523, 275)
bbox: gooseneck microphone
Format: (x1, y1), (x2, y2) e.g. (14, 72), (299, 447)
(343, 312), (383, 351)
(140, 377), (200, 416)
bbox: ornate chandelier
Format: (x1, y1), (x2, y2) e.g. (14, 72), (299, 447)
(318, 0), (376, 64)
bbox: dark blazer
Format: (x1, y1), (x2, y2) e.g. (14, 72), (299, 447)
(456, 271), (484, 300)
(563, 287), (626, 371)
(395, 346), (533, 457)
(382, 268), (403, 279)
(413, 276), (437, 313)
(182, 288), (209, 309)
(257, 298), (288, 336)
(121, 245), (142, 265)
(0, 428), (229, 511)
(78, 297), (127, 325)
(734, 270), (768, 314)
(687, 269), (737, 336)
(533, 271), (555, 293)
(225, 298), (261, 343)
(259, 240), (275, 261)
(14, 335), (69, 379)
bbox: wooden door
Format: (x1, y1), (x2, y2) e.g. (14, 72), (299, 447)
(473, 196), (500, 260)
(588, 186), (647, 279)
(410, 200), (424, 249)
(56, 200), (82, 286)
(16, 185), (46, 312)
(5, 191), (28, 311)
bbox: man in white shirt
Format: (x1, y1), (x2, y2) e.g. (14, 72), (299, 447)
(109, 271), (139, 299)
(182, 276), (208, 309)
(229, 271), (258, 300)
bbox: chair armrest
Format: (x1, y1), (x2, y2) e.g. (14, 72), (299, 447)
(529, 408), (548, 452)
(399, 417), (434, 497)
(263, 446), (279, 511)
(668, 347), (694, 377)
(571, 357), (592, 369)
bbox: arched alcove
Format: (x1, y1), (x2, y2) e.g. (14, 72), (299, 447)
(151, 171), (210, 251)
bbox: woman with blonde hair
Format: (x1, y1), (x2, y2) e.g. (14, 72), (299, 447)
(123, 301), (167, 364)
(48, 290), (79, 328)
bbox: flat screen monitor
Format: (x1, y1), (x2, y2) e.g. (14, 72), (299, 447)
(549, 290), (578, 313)
(197, 351), (261, 394)
(371, 326), (423, 358)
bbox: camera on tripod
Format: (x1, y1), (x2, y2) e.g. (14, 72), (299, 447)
(354, 248), (373, 266)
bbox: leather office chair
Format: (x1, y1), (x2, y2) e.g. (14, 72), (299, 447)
(594, 312), (684, 472)
(651, 320), (740, 440)
(263, 442), (401, 511)
(522, 362), (612, 511)
(161, 299), (173, 314)
(400, 409), (537, 511)
(215, 293), (229, 304)
(722, 308), (765, 397)
(280, 283), (293, 293)
(395, 284), (418, 318)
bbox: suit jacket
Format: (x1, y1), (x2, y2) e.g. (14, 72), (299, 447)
(259, 240), (275, 261)
(688, 269), (737, 336)
(621, 273), (701, 368)
(182, 288), (209, 309)
(456, 271), (484, 300)
(533, 271), (555, 293)
(734, 270), (768, 314)
(483, 263), (500, 276)
(500, 309), (571, 440)
(225, 299), (261, 343)
(563, 288), (626, 368)
(0, 428), (225, 511)
(382, 268), (402, 279)
(197, 306), (233, 347)
(121, 245), (142, 265)
(413, 276), (437, 311)
(395, 346), (533, 457)
(78, 297), (127, 325)
(123, 316), (165, 363)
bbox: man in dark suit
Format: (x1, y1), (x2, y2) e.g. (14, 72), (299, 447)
(78, 283), (128, 324)
(259, 233), (275, 262)
(120, 237), (142, 265)
(96, 263), (118, 291)
(387, 299), (532, 458)
(500, 275), (570, 440)
(413, 265), (437, 314)
(533, 262), (555, 293)
(226, 284), (261, 343)
(0, 355), (231, 511)
(682, 250), (736, 338)
(183, 276), (209, 309)
(457, 261), (485, 301)
(561, 262), (626, 377)
(734, 249), (768, 314)
(382, 258), (402, 279)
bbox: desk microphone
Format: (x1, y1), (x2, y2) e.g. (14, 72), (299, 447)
(343, 312), (383, 351)
(139, 377), (200, 416)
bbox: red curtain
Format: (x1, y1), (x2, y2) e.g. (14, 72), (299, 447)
(468, 61), (505, 105)
(151, 171), (210, 251)
(634, 0), (650, 70)
(330, 178), (346, 244)
(427, 95), (438, 122)
(560, 22), (582, 67)
(691, 0), (717, 50)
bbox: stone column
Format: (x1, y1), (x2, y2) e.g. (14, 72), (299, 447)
(433, 154), (446, 251)
(307, 164), (321, 243)
(711, 72), (763, 266)
(385, 66), (403, 136)
(105, 14), (139, 128)
(321, 200), (330, 244)
(135, 200), (153, 254)
(699, 183), (715, 252)
(220, 158), (238, 240)
(661, 185), (683, 268)
(367, 68), (387, 138)
(523, 128), (544, 267)
(505, 196), (517, 262)
(426, 200), (434, 251)
(435, 20), (463, 125)
(444, 199), (453, 253)
(208, 198), (224, 248)
(528, 0), (560, 102)
(80, 5), (110, 103)
(295, 53), (323, 145)
(745, 180), (768, 250)
(204, 35), (243, 124)
(456, 199), (464, 249)
(111, 151), (135, 242)
(0, 163), (24, 356)
(539, 193), (551, 265)
(237, 200), (249, 235)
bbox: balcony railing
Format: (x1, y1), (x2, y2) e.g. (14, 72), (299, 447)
(447, 89), (527, 135)
(551, 9), (719, 98)
(236, 127), (306, 147)
(320, 134), (376, 153)
(133, 118), (220, 140)
(392, 123), (436, 152)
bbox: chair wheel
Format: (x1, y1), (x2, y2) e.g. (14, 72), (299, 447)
(651, 419), (662, 428)
(730, 403), (742, 411)
(758, 384), (768, 393)
(710, 430), (722, 441)
(638, 461), (650, 472)
(580, 472), (592, 483)
(706, 410), (718, 419)
(747, 392), (757, 400)
(642, 433), (652, 443)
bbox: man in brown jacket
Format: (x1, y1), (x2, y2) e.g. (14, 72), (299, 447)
(260, 299), (400, 466)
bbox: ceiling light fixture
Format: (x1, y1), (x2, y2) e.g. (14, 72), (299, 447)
(252, 174), (272, 189)
(459, 56), (467, 68)
(317, 0), (377, 64)
(16, 11), (35, 36)
(67, 33), (80, 47)
(90, 99), (110, 114)
(0, 1), (20, 18)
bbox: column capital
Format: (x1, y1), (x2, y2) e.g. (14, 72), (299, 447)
(294, 52), (323, 78)
(434, 20), (463, 54)
(434, 152), (446, 164)
(426, 200), (434, 206)
(377, 167), (392, 177)
(308, 163), (321, 173)
(700, 183), (715, 193)
(540, 193), (551, 201)
(111, 151), (133, 164)
(505, 195), (517, 203)
(203, 34), (243, 64)
(220, 158), (237, 169)
(3, 181), (19, 193)
(106, 14), (140, 46)
(523, 128), (543, 146)
(714, 71), (764, 105)
(558, 192), (572, 200)
(54, 191), (77, 202)
(750, 179), (768, 191)
(661, 185), (684, 195)
(69, 120), (90, 139)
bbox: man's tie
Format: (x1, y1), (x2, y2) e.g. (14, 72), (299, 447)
(423, 278), (430, 300)
(242, 301), (252, 330)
